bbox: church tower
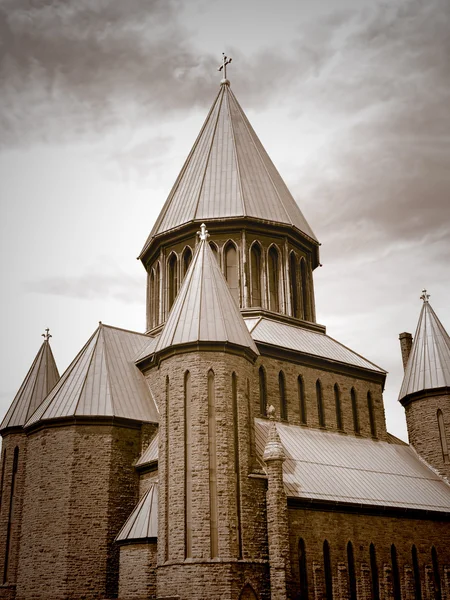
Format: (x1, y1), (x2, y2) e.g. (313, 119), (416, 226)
(399, 290), (450, 479)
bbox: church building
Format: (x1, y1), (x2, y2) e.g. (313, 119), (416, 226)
(0, 62), (450, 600)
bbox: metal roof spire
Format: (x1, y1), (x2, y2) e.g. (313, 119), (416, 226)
(420, 289), (430, 303)
(218, 52), (232, 85)
(197, 222), (210, 241)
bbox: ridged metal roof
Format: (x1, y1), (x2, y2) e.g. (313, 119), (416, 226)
(256, 419), (450, 512)
(245, 317), (385, 373)
(139, 83), (317, 258)
(399, 299), (450, 401)
(134, 334), (160, 363)
(115, 484), (158, 542)
(155, 236), (259, 356)
(0, 339), (60, 432)
(136, 433), (159, 467)
(26, 324), (159, 427)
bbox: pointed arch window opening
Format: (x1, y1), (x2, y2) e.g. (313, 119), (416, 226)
(210, 241), (219, 264)
(259, 367), (267, 417)
(182, 247), (193, 279)
(334, 384), (343, 431)
(268, 246), (281, 313)
(154, 263), (160, 327)
(298, 538), (309, 600)
(279, 371), (288, 421)
(412, 545), (422, 600)
(367, 391), (377, 438)
(300, 258), (309, 321)
(168, 254), (178, 312)
(250, 243), (263, 308)
(432, 546), (441, 600)
(370, 543), (380, 600)
(347, 542), (357, 600)
(351, 388), (360, 434)
(316, 380), (325, 428)
(323, 540), (333, 600)
(290, 251), (300, 318)
(224, 242), (240, 306)
(149, 269), (155, 329)
(298, 376), (307, 425)
(391, 544), (401, 600)
(437, 410), (449, 463)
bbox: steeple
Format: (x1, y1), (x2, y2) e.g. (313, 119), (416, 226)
(0, 331), (59, 432)
(399, 292), (450, 402)
(154, 224), (259, 358)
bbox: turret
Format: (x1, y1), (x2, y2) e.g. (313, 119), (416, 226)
(399, 290), (450, 479)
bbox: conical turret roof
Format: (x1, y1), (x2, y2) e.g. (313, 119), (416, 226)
(26, 324), (159, 428)
(1, 334), (60, 432)
(399, 294), (450, 402)
(139, 82), (317, 260)
(154, 225), (259, 357)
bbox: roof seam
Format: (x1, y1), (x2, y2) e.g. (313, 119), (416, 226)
(72, 327), (103, 418)
(225, 86), (247, 216)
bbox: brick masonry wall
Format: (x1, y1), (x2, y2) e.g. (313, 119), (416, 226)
(0, 433), (28, 600)
(118, 542), (157, 599)
(288, 507), (450, 600)
(404, 393), (450, 480)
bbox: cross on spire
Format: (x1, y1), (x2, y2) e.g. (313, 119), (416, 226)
(42, 328), (52, 341)
(420, 289), (430, 303)
(218, 53), (232, 84)
(197, 223), (210, 241)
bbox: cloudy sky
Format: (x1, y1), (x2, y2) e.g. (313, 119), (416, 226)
(1, 0), (449, 440)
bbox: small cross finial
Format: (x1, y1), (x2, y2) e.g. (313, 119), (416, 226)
(420, 289), (430, 303)
(197, 223), (210, 241)
(218, 53), (232, 84)
(42, 328), (52, 341)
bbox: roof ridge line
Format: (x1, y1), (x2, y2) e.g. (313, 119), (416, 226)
(146, 485), (155, 537)
(225, 86), (247, 216)
(197, 242), (206, 341)
(98, 323), (151, 338)
(117, 487), (150, 540)
(323, 332), (386, 373)
(208, 241), (229, 340)
(72, 326), (104, 418)
(24, 343), (47, 423)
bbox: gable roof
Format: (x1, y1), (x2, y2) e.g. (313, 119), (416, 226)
(399, 298), (450, 401)
(139, 82), (317, 260)
(256, 419), (450, 513)
(154, 234), (259, 357)
(1, 338), (60, 432)
(116, 484), (158, 543)
(25, 324), (159, 428)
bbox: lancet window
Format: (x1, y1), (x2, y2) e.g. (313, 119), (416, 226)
(412, 545), (422, 600)
(370, 543), (380, 600)
(298, 538), (309, 600)
(351, 388), (360, 434)
(168, 253), (178, 311)
(224, 241), (239, 305)
(250, 243), (263, 307)
(298, 376), (307, 424)
(268, 246), (281, 313)
(437, 410), (449, 463)
(367, 391), (377, 437)
(316, 379), (325, 427)
(182, 247), (192, 279)
(290, 251), (300, 318)
(432, 546), (441, 600)
(259, 367), (267, 417)
(391, 545), (401, 600)
(347, 542), (357, 600)
(279, 371), (288, 421)
(300, 258), (309, 320)
(323, 540), (333, 600)
(334, 384), (343, 430)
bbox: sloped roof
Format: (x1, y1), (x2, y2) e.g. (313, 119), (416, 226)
(26, 324), (159, 427)
(154, 235), (259, 357)
(139, 82), (317, 259)
(399, 298), (450, 401)
(256, 419), (450, 512)
(136, 433), (159, 467)
(116, 484), (158, 543)
(245, 316), (385, 374)
(1, 338), (60, 432)
(135, 335), (159, 363)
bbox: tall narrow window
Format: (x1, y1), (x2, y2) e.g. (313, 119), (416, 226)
(351, 388), (360, 434)
(268, 246), (280, 312)
(370, 543), (380, 600)
(432, 547), (441, 600)
(210, 241), (219, 263)
(208, 370), (218, 559)
(279, 371), (288, 421)
(391, 545), (401, 600)
(259, 367), (267, 417)
(0, 449), (6, 508)
(334, 384), (343, 430)
(367, 391), (377, 437)
(347, 542), (357, 600)
(184, 372), (192, 558)
(316, 380), (325, 427)
(412, 545), (422, 600)
(437, 410), (449, 463)
(298, 376), (307, 424)
(300, 258), (309, 320)
(149, 269), (156, 329)
(165, 376), (170, 562)
(290, 252), (299, 318)
(4, 447), (19, 584)
(225, 242), (239, 305)
(168, 253), (178, 311)
(232, 373), (242, 559)
(299, 538), (309, 600)
(182, 247), (192, 279)
(154, 263), (160, 326)
(323, 540), (333, 600)
(250, 243), (262, 307)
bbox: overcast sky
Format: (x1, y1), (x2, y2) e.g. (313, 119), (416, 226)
(1, 0), (449, 440)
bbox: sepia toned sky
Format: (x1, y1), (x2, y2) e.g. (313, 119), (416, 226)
(1, 0), (449, 440)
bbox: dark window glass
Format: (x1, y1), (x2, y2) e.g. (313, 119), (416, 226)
(391, 545), (401, 600)
(300, 258), (309, 320)
(432, 546), (441, 600)
(268, 246), (280, 312)
(225, 242), (239, 305)
(299, 538), (309, 600)
(323, 540), (333, 600)
(334, 384), (343, 430)
(370, 543), (380, 600)
(182, 247), (192, 278)
(290, 252), (299, 318)
(347, 542), (357, 600)
(168, 254), (178, 310)
(368, 392), (377, 437)
(412, 545), (422, 600)
(316, 380), (325, 427)
(351, 388), (360, 434)
(279, 371), (288, 421)
(298, 376), (307, 424)
(259, 368), (267, 416)
(250, 244), (262, 307)
(437, 410), (449, 463)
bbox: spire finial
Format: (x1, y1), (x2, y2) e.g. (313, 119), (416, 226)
(197, 223), (210, 241)
(218, 53), (232, 85)
(42, 328), (52, 341)
(420, 289), (430, 303)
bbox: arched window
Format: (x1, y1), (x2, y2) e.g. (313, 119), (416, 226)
(334, 384), (343, 430)
(224, 242), (239, 305)
(367, 391), (377, 437)
(347, 542), (357, 600)
(298, 538), (309, 600)
(351, 388), (360, 434)
(182, 247), (192, 279)
(298, 376), (307, 425)
(184, 372), (192, 559)
(259, 367), (267, 417)
(4, 447), (19, 584)
(279, 371), (288, 421)
(208, 370), (218, 559)
(250, 243), (262, 307)
(437, 410), (449, 463)
(0, 449), (6, 508)
(290, 252), (300, 318)
(370, 543), (380, 600)
(168, 253), (178, 311)
(323, 540), (333, 600)
(412, 545), (422, 600)
(239, 584), (258, 600)
(432, 546), (441, 600)
(210, 241), (219, 263)
(268, 246), (281, 312)
(149, 269), (155, 329)
(391, 545), (401, 600)
(154, 263), (160, 326)
(316, 380), (325, 427)
(300, 258), (309, 320)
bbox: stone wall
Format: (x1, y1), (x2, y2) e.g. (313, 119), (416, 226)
(118, 542), (157, 599)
